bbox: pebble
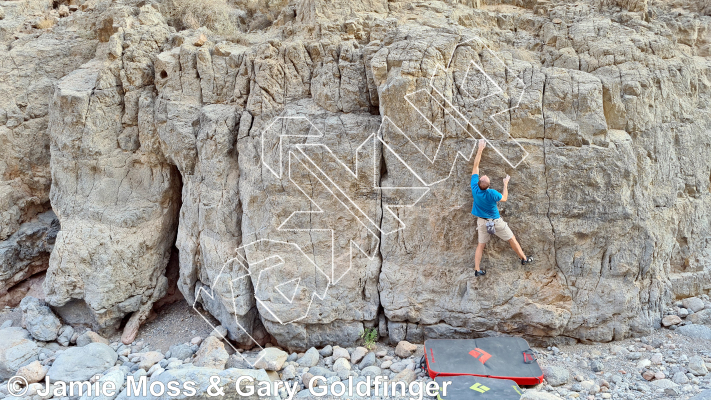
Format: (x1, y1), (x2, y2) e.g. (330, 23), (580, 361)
(590, 359), (604, 372)
(651, 353), (663, 364)
(319, 345), (333, 357)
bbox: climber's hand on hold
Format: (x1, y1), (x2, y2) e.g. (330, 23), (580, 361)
(472, 140), (486, 175)
(503, 175), (510, 185)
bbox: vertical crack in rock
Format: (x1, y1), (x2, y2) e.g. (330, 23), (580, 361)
(541, 75), (570, 292)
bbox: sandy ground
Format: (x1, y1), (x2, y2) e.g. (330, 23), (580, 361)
(1, 300), (221, 354)
(107, 301), (225, 353)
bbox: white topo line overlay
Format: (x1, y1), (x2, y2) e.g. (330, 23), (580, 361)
(193, 36), (531, 354)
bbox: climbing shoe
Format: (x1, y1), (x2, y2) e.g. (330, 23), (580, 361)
(521, 256), (534, 265)
(475, 270), (486, 277)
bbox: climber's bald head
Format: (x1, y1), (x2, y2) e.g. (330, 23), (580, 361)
(478, 175), (490, 190)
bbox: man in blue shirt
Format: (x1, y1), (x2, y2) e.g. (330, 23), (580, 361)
(470, 139), (533, 276)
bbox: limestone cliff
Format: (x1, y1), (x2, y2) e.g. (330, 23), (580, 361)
(0, 0), (709, 349)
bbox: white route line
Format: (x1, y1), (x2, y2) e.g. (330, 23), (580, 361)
(280, 150), (380, 285)
(193, 35), (531, 354)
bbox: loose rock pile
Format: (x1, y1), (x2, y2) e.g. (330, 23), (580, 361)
(660, 296), (711, 341)
(533, 330), (711, 400)
(2, 296), (711, 400)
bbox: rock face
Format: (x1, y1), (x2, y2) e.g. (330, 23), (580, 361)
(1, 0), (709, 349)
(0, 0), (96, 305)
(0, 211), (58, 307)
(43, 6), (181, 336)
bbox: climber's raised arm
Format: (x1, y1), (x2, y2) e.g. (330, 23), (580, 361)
(500, 175), (510, 202)
(472, 139), (486, 175)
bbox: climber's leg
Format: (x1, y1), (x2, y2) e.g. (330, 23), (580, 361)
(507, 236), (526, 260)
(475, 242), (486, 272)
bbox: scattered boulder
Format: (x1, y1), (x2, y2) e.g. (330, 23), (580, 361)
(542, 366), (570, 386)
(0, 327), (39, 379)
(683, 297), (706, 313)
(281, 364), (296, 380)
(19, 297), (61, 341)
(677, 324), (711, 340)
(168, 343), (195, 361)
(333, 357), (351, 373)
(120, 367), (278, 400)
(138, 351), (164, 370)
(650, 379), (678, 390)
(193, 336), (229, 369)
(76, 330), (109, 347)
(390, 361), (408, 373)
(395, 341), (417, 358)
(358, 351), (376, 369)
(296, 347), (319, 367)
(57, 325), (74, 346)
(301, 372), (315, 388)
(79, 367), (127, 400)
(319, 345), (333, 357)
(254, 347), (288, 371)
(360, 366), (381, 377)
(350, 347), (368, 364)
(393, 368), (416, 384)
(591, 359), (604, 372)
(521, 391), (562, 400)
(226, 353), (253, 369)
(16, 360), (47, 384)
(689, 356), (709, 376)
(47, 343), (117, 382)
(662, 315), (682, 327)
(689, 309), (711, 325)
(332, 346), (349, 361)
(672, 371), (690, 385)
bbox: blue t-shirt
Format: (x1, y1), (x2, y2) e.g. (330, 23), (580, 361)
(471, 174), (502, 219)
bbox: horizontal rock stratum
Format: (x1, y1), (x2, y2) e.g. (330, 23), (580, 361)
(0, 0), (709, 349)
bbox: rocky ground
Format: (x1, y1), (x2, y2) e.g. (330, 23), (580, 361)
(1, 295), (711, 400)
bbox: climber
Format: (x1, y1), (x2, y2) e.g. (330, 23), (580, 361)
(470, 139), (533, 277)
